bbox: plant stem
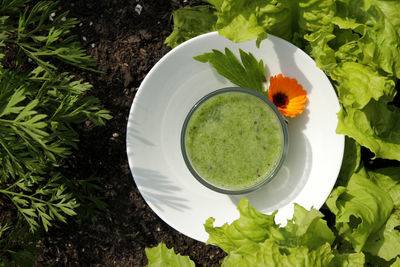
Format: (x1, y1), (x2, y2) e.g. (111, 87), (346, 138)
(0, 189), (46, 203)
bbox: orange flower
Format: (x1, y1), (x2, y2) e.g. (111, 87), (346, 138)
(268, 74), (308, 118)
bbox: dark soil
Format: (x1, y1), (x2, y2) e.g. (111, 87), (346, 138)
(35, 0), (226, 266)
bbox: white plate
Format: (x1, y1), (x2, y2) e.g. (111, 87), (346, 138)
(126, 32), (344, 243)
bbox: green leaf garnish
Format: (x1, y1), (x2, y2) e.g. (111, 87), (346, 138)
(194, 48), (266, 93)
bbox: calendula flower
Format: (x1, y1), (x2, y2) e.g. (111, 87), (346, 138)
(268, 74), (308, 118)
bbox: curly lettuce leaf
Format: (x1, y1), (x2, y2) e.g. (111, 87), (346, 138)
(194, 48), (266, 93)
(221, 241), (334, 267)
(336, 137), (362, 186)
(164, 6), (217, 48)
(304, 30), (337, 72)
(331, 62), (400, 161)
(167, 0), (337, 48)
(298, 0), (336, 34)
(337, 100), (400, 161)
(329, 251), (365, 267)
(368, 168), (400, 205)
(392, 257), (400, 267)
(205, 199), (334, 253)
(203, 0), (223, 11)
(145, 243), (195, 267)
(370, 0), (400, 36)
(303, 1), (400, 162)
(364, 207), (400, 262)
(283, 204), (335, 250)
(215, 0), (299, 46)
(330, 62), (396, 109)
(326, 170), (394, 252)
(346, 0), (400, 78)
(204, 198), (283, 253)
(362, 168), (400, 261)
(205, 199), (364, 266)
(213, 0), (268, 45)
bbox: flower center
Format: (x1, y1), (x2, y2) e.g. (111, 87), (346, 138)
(272, 92), (289, 107)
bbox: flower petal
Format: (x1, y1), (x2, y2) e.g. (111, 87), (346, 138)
(268, 74), (308, 117)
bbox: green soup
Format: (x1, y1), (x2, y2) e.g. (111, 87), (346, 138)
(183, 90), (285, 190)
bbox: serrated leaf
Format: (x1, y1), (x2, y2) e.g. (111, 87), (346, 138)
(12, 196), (29, 207)
(145, 243), (195, 267)
(46, 27), (63, 46)
(194, 48), (266, 92)
(221, 241), (334, 267)
(38, 210), (52, 232)
(0, 88), (25, 117)
(48, 205), (66, 223)
(15, 179), (31, 191)
(59, 206), (77, 216)
(326, 170), (393, 252)
(165, 5), (217, 48)
(14, 99), (39, 121)
(364, 206), (400, 261)
(22, 208), (37, 217)
(337, 100), (400, 161)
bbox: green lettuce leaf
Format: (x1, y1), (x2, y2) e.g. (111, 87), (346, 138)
(205, 199), (334, 253)
(368, 168), (400, 205)
(166, 0), (338, 48)
(304, 30), (337, 72)
(392, 257), (400, 267)
(364, 206), (400, 262)
(326, 170), (394, 252)
(330, 62), (396, 109)
(329, 251), (365, 267)
(331, 61), (400, 161)
(221, 241), (334, 267)
(348, 0), (400, 78)
(336, 100), (400, 161)
(203, 0), (224, 11)
(206, 199), (364, 266)
(298, 0), (336, 34)
(362, 168), (400, 261)
(336, 137), (362, 186)
(370, 0), (400, 36)
(167, 0), (335, 48)
(303, 1), (400, 162)
(204, 198), (283, 253)
(283, 204), (335, 250)
(194, 48), (266, 93)
(215, 0), (298, 46)
(164, 6), (217, 48)
(145, 243), (195, 267)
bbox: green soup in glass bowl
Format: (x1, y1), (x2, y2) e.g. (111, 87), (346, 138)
(181, 87), (288, 194)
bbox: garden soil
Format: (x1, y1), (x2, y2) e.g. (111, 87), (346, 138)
(34, 0), (399, 266)
(36, 0), (226, 266)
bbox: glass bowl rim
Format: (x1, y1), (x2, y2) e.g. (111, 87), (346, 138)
(180, 87), (289, 195)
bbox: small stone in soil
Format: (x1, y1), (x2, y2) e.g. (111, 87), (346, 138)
(135, 4), (143, 15)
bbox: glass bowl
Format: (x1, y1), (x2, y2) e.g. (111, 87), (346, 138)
(181, 87), (288, 194)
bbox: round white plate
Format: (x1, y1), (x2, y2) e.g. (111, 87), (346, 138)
(126, 32), (344, 243)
